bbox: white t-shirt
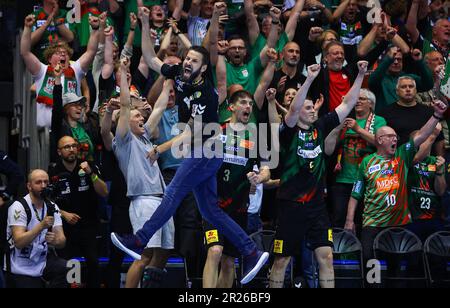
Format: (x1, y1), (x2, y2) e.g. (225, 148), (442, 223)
(187, 15), (210, 47)
(5, 194), (63, 277)
(34, 60), (86, 128)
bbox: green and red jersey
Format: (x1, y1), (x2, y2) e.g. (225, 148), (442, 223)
(408, 156), (443, 221)
(336, 114), (387, 184)
(32, 7), (69, 61)
(351, 139), (417, 227)
(217, 124), (261, 214)
(278, 111), (340, 204)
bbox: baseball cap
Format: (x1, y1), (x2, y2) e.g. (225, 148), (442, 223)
(62, 92), (86, 107)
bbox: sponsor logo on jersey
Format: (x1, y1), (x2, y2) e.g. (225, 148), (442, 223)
(380, 169), (394, 176)
(14, 210), (21, 221)
(368, 164), (381, 174)
(205, 230), (219, 244)
(239, 139), (255, 150)
(376, 175), (399, 192)
(223, 153), (248, 166)
(273, 240), (283, 254)
(297, 145), (322, 159)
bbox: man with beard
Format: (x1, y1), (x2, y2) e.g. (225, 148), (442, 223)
(111, 6), (270, 286)
(21, 14), (100, 128)
(344, 100), (448, 265)
(48, 136), (108, 288)
(269, 42), (306, 103)
(5, 169), (66, 288)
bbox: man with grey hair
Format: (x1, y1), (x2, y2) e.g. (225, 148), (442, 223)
(380, 76), (446, 156)
(327, 88), (387, 229)
(369, 46), (434, 113)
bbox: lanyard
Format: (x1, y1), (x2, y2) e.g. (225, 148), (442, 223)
(32, 204), (45, 222)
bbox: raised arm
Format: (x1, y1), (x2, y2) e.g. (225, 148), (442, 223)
(146, 79), (173, 138)
(140, 6), (164, 74)
(285, 64), (321, 127)
(79, 14), (101, 72)
(357, 23), (378, 58)
(266, 88), (281, 124)
(101, 26), (115, 79)
(21, 15), (42, 76)
(434, 156), (447, 196)
(100, 98), (121, 151)
(330, 0), (350, 24)
(285, 0), (305, 41)
(413, 100), (448, 148)
(208, 2), (226, 65)
(254, 49), (277, 110)
(115, 57), (132, 139)
(172, 0), (184, 21)
(216, 52), (228, 104)
(405, 0), (420, 44)
(245, 0), (260, 46)
(335, 61), (368, 122)
(30, 10), (54, 47)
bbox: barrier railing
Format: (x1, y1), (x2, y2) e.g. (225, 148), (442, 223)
(12, 30), (49, 171)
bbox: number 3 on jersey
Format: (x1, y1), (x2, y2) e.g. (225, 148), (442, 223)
(223, 169), (231, 182)
(385, 194), (396, 207)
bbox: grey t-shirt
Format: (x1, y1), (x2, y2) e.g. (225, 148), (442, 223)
(112, 126), (166, 198)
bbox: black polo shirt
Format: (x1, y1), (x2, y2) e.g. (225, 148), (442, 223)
(48, 160), (100, 229)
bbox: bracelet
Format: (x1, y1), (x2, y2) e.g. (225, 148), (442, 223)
(271, 20), (280, 25)
(130, 27), (136, 31)
(91, 174), (99, 182)
(153, 145), (160, 157)
(91, 26), (100, 31)
(433, 113), (443, 121)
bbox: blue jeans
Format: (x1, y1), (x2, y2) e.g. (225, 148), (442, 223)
(136, 157), (257, 256)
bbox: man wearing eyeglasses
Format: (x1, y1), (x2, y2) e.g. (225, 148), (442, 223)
(345, 99), (448, 267)
(48, 135), (108, 288)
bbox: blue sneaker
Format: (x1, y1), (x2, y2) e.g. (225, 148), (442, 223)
(111, 233), (144, 260)
(240, 250), (269, 285)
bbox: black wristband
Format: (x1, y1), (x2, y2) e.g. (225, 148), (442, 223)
(433, 113), (443, 121)
(130, 27), (135, 31)
(436, 172), (444, 176)
(91, 26), (100, 30)
(173, 30), (180, 36)
(272, 20), (280, 25)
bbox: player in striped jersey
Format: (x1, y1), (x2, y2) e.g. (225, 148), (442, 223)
(345, 97), (448, 263)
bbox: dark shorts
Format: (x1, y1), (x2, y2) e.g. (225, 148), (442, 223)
(203, 213), (248, 259)
(274, 200), (333, 256)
